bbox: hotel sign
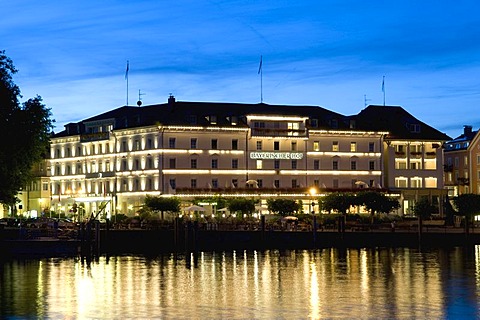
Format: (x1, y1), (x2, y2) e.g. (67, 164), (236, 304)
(250, 152), (304, 160)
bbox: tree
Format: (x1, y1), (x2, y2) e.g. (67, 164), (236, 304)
(0, 51), (54, 207)
(144, 195), (181, 220)
(266, 198), (301, 216)
(453, 193), (480, 234)
(320, 192), (355, 215)
(320, 192), (356, 233)
(357, 191), (400, 224)
(227, 198), (257, 216)
(412, 197), (435, 220)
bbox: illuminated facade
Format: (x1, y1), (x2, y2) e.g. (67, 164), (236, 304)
(23, 97), (450, 219)
(444, 125), (480, 196)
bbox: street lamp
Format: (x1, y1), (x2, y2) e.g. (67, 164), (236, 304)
(309, 187), (317, 214)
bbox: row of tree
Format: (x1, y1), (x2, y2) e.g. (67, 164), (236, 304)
(142, 191), (401, 221)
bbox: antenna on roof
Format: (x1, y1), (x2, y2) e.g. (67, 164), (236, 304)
(364, 94), (372, 107)
(137, 89), (145, 107)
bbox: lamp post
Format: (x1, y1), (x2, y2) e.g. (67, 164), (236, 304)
(309, 187), (318, 246)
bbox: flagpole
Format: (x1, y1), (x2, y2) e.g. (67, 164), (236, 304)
(258, 55), (263, 103)
(382, 75), (385, 106)
(125, 60), (129, 105)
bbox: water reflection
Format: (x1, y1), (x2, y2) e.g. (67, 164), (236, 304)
(1, 247), (480, 319)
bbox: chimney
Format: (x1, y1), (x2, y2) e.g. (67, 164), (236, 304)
(464, 125), (473, 136)
(168, 94), (175, 105)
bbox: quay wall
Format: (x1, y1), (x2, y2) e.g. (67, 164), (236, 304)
(100, 229), (480, 254)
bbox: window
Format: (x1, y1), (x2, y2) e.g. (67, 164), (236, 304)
(66, 165), (71, 175)
(477, 155), (480, 165)
(211, 139), (218, 149)
(169, 138), (176, 148)
(56, 149), (60, 158)
(147, 138), (153, 149)
(274, 180), (280, 188)
(191, 138), (197, 149)
(291, 142), (297, 151)
(169, 179), (176, 189)
(292, 179), (297, 188)
(313, 141), (319, 151)
(211, 159), (218, 169)
(169, 158), (176, 169)
(66, 148), (71, 157)
(351, 161), (357, 170)
(369, 161), (375, 170)
(333, 160), (338, 170)
(410, 177), (422, 188)
(212, 179), (218, 188)
(122, 140), (127, 152)
(314, 160), (320, 170)
(291, 160), (297, 169)
(350, 142), (357, 152)
(191, 179), (197, 188)
(77, 146), (82, 156)
(191, 159), (197, 169)
(274, 141), (280, 151)
(256, 160), (263, 169)
(232, 139), (238, 150)
(134, 140), (140, 151)
(310, 118), (318, 127)
(232, 179), (238, 188)
(333, 179), (339, 189)
(256, 141), (262, 150)
(369, 142), (375, 152)
(454, 157), (459, 168)
(134, 159), (140, 170)
(332, 141), (339, 152)
(257, 179), (263, 188)
(122, 159), (127, 171)
(43, 182), (49, 191)
(314, 179), (319, 187)
(395, 177), (408, 188)
(146, 158), (152, 169)
(232, 159), (238, 169)
(274, 160), (280, 170)
(77, 164), (82, 174)
(465, 156), (468, 166)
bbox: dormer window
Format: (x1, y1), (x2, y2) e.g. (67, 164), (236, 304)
(310, 118), (318, 128)
(407, 123), (421, 133)
(206, 115), (217, 124)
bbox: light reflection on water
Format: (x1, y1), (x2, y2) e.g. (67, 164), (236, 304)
(1, 247), (480, 319)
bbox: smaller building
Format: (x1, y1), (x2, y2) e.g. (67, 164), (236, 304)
(444, 125), (480, 195)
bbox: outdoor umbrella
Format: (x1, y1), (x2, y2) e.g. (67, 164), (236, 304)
(185, 205), (206, 212)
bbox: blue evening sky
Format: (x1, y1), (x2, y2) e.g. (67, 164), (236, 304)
(1, 0), (480, 138)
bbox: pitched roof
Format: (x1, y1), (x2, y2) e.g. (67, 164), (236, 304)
(351, 105), (451, 141)
(53, 99), (348, 136)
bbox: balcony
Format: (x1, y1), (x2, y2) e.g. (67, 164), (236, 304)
(251, 127), (308, 138)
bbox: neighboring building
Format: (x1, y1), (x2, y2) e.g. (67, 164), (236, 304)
(444, 125), (480, 196)
(352, 105), (451, 215)
(36, 96), (450, 220)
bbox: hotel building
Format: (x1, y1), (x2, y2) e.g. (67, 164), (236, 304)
(21, 96), (451, 219)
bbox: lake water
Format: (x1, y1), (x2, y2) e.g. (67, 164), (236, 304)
(1, 247), (479, 319)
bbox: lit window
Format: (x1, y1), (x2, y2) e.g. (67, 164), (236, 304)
(256, 160), (263, 169)
(350, 142), (356, 152)
(313, 141), (319, 151)
(332, 141), (339, 152)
